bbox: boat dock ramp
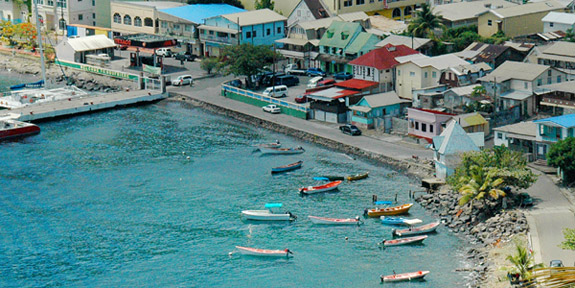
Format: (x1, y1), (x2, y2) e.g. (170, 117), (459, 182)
(1, 89), (168, 122)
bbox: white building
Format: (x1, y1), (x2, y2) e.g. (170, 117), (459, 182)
(34, 0), (97, 33)
(542, 12), (575, 33)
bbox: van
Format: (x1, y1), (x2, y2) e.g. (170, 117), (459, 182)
(156, 48), (173, 57)
(262, 85), (288, 98)
(275, 75), (300, 87)
(307, 76), (324, 88)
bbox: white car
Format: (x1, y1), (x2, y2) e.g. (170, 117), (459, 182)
(263, 104), (281, 114)
(172, 75), (193, 86)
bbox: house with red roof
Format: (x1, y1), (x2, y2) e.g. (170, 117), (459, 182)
(348, 44), (419, 93)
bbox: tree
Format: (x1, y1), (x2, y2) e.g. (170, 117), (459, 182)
(220, 43), (282, 88)
(565, 28), (575, 42)
(187, 0), (244, 8)
(458, 165), (506, 207)
(506, 242), (539, 283)
(547, 137), (575, 184)
(471, 85), (486, 98)
(560, 228), (575, 250)
(255, 0), (274, 10)
(0, 20), (16, 46)
(407, 3), (445, 38)
(200, 57), (220, 75)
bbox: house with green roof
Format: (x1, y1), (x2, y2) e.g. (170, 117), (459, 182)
(318, 21), (380, 74)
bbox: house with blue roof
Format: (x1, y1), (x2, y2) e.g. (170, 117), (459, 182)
(432, 121), (483, 179)
(533, 114), (575, 159)
(199, 9), (287, 57)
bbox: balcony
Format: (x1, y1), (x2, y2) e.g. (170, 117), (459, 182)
(541, 95), (575, 109)
(200, 35), (236, 45)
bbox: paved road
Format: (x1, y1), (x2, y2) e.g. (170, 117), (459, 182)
(524, 170), (575, 266)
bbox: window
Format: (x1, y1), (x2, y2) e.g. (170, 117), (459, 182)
(424, 72), (428, 78)
(367, 68), (371, 76)
(550, 22), (554, 27)
(524, 82), (528, 89)
(47, 0), (53, 5)
(430, 125), (434, 133)
(92, 13), (95, 19)
(539, 125), (545, 135)
(409, 71), (415, 77)
(497, 132), (503, 139)
(422, 123), (427, 132)
(266, 28), (270, 35)
(252, 30), (256, 37)
(398, 70), (401, 76)
(161, 22), (167, 28)
(185, 25), (191, 32)
(144, 18), (153, 27)
(78, 14), (83, 20)
(404, 6), (412, 16)
(57, 0), (66, 8)
(113, 13), (121, 24)
(488, 20), (492, 26)
(356, 0), (364, 4)
(392, 8), (401, 18)
(548, 77), (552, 84)
(432, 71), (437, 78)
(92, 0), (95, 5)
(415, 122), (419, 130)
(277, 27), (281, 34)
(134, 16), (142, 27)
(343, 0), (352, 6)
(548, 70), (552, 76)
(173, 24), (180, 30)
(298, 10), (301, 16)
(558, 75), (562, 83)
(246, 31), (251, 38)
(123, 15), (131, 25)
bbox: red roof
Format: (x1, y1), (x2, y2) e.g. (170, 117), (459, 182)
(334, 79), (378, 90)
(348, 44), (419, 70)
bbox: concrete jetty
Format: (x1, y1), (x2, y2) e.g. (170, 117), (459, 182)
(2, 90), (168, 122)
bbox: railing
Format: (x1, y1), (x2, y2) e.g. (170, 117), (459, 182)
(541, 96), (575, 108)
(200, 35), (235, 45)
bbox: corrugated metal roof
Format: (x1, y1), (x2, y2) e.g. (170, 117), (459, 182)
(67, 35), (116, 52)
(493, 121), (537, 138)
(338, 11), (369, 22)
(451, 112), (487, 127)
(487, 0), (564, 18)
(534, 114), (575, 128)
(319, 21), (362, 48)
(434, 121), (480, 155)
(541, 41), (575, 57)
(406, 54), (469, 70)
(122, 1), (185, 9)
(349, 44), (419, 69)
(375, 34), (431, 50)
(345, 32), (378, 54)
(433, 0), (517, 22)
(478, 61), (549, 82)
(542, 11), (575, 25)
(221, 8), (286, 26)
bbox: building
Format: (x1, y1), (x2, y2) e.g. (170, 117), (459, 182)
(375, 34), (433, 55)
(66, 24), (112, 38)
(533, 114), (575, 159)
(477, 0), (564, 38)
(493, 121), (538, 160)
(348, 44), (419, 92)
(542, 12), (575, 33)
(449, 112), (489, 134)
(478, 61), (567, 118)
(111, 1), (186, 35)
(318, 21), (380, 74)
(443, 84), (489, 113)
(287, 0), (332, 27)
(407, 107), (455, 142)
(368, 15), (408, 34)
(440, 62), (492, 88)
(433, 0), (517, 29)
(0, 0), (26, 24)
(537, 81), (575, 115)
(395, 53), (468, 101)
(35, 0), (101, 33)
(432, 121), (482, 179)
(55, 34), (116, 64)
(456, 42), (528, 69)
(199, 9), (287, 57)
(537, 41), (575, 81)
(350, 91), (410, 130)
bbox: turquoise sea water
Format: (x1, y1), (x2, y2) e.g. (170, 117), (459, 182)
(0, 102), (472, 287)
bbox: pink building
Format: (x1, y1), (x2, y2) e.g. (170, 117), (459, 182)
(407, 108), (455, 143)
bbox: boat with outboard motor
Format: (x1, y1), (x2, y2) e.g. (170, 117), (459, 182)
(241, 203), (296, 221)
(235, 246), (293, 257)
(308, 215), (361, 225)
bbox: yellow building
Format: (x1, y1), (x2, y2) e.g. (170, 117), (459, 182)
(477, 0), (564, 38)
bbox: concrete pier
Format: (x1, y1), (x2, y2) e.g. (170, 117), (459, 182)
(3, 90), (168, 122)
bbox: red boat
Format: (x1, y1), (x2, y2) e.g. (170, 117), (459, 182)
(0, 119), (40, 141)
(380, 270), (430, 282)
(299, 180), (342, 194)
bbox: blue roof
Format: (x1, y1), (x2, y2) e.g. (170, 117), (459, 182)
(160, 4), (246, 24)
(534, 114), (575, 128)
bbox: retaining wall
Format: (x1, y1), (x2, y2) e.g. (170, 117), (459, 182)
(221, 84), (308, 119)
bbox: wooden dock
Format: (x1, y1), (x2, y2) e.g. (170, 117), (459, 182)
(3, 90), (168, 122)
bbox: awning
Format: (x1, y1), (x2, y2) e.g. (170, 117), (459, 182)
(275, 38), (309, 46)
(198, 25), (238, 34)
(68, 35), (116, 52)
(350, 105), (371, 113)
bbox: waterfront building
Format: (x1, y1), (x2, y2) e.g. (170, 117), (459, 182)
(543, 12), (575, 34)
(493, 121), (537, 161)
(432, 121), (482, 179)
(34, 0), (100, 32)
(407, 107), (455, 142)
(534, 114), (575, 160)
(0, 0), (26, 24)
(350, 91), (410, 130)
(55, 34), (117, 64)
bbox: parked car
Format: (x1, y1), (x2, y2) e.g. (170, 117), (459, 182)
(550, 260), (564, 267)
(519, 192), (533, 207)
(263, 104), (281, 114)
(275, 75), (300, 87)
(261, 73), (286, 87)
(172, 75), (193, 86)
(334, 72), (353, 80)
(156, 48), (173, 57)
(339, 124), (362, 136)
(307, 76), (325, 88)
(318, 79), (336, 87)
(306, 68), (326, 77)
(295, 95), (308, 103)
(262, 85), (288, 98)
(284, 63), (307, 75)
(175, 52), (197, 62)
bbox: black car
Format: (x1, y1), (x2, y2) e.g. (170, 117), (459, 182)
(175, 52), (197, 62)
(334, 72), (353, 80)
(275, 75), (300, 87)
(339, 124), (362, 136)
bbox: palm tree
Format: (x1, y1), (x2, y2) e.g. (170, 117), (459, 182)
(407, 3), (445, 38)
(506, 243), (539, 283)
(458, 165), (506, 207)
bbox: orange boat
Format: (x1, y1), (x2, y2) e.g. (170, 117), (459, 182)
(364, 203), (413, 218)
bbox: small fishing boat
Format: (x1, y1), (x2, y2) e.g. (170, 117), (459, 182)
(317, 176), (345, 181)
(347, 172), (369, 181)
(380, 216), (422, 226)
(393, 221), (440, 237)
(380, 270), (430, 283)
(235, 246), (293, 257)
(380, 235), (427, 247)
(255, 140), (281, 149)
(365, 203), (413, 218)
(308, 215), (361, 225)
(271, 160), (303, 174)
(241, 203), (296, 221)
(299, 180), (342, 194)
(259, 146), (305, 155)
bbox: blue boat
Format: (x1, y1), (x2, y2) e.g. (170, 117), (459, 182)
(10, 80), (44, 91)
(271, 160), (303, 174)
(380, 216), (422, 226)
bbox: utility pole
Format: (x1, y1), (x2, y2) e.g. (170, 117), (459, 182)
(34, 0), (47, 87)
(61, 1), (65, 38)
(493, 76), (497, 128)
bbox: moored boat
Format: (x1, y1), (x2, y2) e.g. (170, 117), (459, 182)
(241, 203), (296, 221)
(271, 160), (303, 174)
(0, 119), (40, 141)
(259, 146), (305, 155)
(235, 246), (293, 257)
(299, 180), (342, 194)
(347, 172), (369, 181)
(380, 270), (430, 283)
(392, 221), (440, 237)
(255, 140), (281, 149)
(380, 235), (427, 247)
(380, 216), (422, 226)
(365, 203), (413, 218)
(308, 215), (361, 225)
(317, 175), (345, 181)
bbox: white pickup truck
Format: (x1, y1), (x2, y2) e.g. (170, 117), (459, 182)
(284, 64), (307, 75)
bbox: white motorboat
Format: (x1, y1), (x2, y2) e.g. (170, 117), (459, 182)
(241, 203), (296, 221)
(235, 246), (293, 257)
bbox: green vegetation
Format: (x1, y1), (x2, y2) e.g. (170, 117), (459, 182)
(220, 43), (282, 88)
(560, 228), (575, 250)
(547, 137), (575, 184)
(506, 242), (537, 283)
(255, 0), (274, 10)
(565, 28), (575, 42)
(408, 3), (445, 39)
(200, 57), (220, 75)
(458, 165), (506, 207)
(187, 0), (244, 8)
